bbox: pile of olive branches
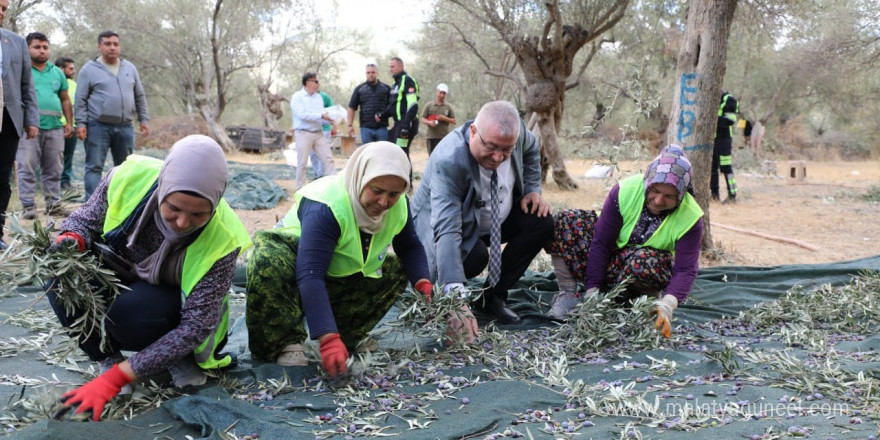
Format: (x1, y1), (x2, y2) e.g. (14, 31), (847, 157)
(0, 216), (125, 357)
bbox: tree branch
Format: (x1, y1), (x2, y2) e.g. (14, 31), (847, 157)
(565, 40), (604, 90)
(211, 0), (226, 119)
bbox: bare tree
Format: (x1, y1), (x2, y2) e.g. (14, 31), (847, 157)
(3, 0), (43, 33)
(666, 0), (738, 250)
(447, 0), (629, 189)
(258, 82), (288, 129)
(54, 0), (291, 151)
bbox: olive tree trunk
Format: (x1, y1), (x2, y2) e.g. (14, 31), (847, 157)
(666, 0), (738, 250)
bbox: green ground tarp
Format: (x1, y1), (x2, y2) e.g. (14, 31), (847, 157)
(3, 257), (879, 439)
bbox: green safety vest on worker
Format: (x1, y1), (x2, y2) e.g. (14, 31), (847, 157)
(103, 155), (252, 370)
(280, 176), (407, 278)
(60, 78), (76, 126)
(615, 174), (703, 252)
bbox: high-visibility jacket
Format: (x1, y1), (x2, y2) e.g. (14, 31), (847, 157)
(716, 92), (739, 139)
(281, 175), (407, 278)
(615, 175), (703, 252)
(104, 155), (252, 369)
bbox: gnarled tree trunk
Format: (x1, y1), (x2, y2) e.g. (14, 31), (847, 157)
(448, 0), (629, 190)
(666, 0), (738, 250)
(525, 79), (577, 188)
(198, 102), (235, 152)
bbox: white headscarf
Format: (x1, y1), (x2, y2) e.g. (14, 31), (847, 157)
(127, 135), (229, 285)
(343, 141), (411, 234)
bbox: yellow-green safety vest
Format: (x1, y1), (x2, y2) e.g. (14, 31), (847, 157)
(280, 175), (407, 278)
(718, 93), (739, 137)
(104, 155), (252, 369)
(60, 78), (76, 126)
(616, 174), (703, 252)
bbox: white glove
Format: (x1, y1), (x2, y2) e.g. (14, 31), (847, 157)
(650, 293), (678, 338)
(584, 287), (599, 297)
(442, 283), (470, 299)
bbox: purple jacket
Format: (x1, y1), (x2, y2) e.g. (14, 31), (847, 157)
(584, 184), (702, 303)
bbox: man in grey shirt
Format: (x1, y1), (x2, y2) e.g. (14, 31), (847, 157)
(75, 30), (149, 201)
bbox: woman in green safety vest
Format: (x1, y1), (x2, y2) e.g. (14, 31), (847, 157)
(47, 135), (251, 421)
(545, 145), (704, 338)
(246, 141), (478, 378)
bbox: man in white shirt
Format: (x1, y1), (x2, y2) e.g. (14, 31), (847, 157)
(290, 72), (336, 190)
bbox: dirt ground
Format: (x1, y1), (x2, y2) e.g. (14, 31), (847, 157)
(227, 147), (880, 269)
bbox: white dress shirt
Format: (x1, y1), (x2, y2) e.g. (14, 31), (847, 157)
(478, 158), (514, 236)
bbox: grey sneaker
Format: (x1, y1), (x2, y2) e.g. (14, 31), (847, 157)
(99, 353), (133, 395)
(548, 291), (580, 319)
(22, 206), (37, 220)
(168, 355), (207, 387)
(276, 344), (308, 366)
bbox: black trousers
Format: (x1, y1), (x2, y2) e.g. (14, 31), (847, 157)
(426, 138), (441, 155)
(463, 201), (554, 302)
(711, 136), (736, 198)
(0, 110), (22, 240)
(390, 120), (418, 184)
(48, 279), (182, 361)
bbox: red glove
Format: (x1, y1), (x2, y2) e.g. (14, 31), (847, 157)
(319, 333), (349, 378)
(414, 279), (433, 302)
(51, 232), (86, 252)
(60, 363), (132, 421)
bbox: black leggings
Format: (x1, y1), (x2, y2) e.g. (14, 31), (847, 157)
(48, 279), (181, 361)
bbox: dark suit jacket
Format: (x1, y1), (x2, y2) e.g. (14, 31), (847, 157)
(411, 119), (541, 284)
(1, 28), (39, 136)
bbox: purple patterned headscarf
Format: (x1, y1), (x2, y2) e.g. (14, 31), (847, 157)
(643, 144), (693, 204)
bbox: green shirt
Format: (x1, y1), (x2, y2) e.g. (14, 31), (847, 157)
(31, 63), (68, 130)
(320, 92), (333, 132)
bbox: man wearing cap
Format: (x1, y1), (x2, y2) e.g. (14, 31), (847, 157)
(421, 83), (456, 156)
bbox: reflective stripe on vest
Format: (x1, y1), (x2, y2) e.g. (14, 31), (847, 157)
(615, 174), (703, 252)
(719, 93), (738, 138)
(104, 155), (252, 369)
(395, 74), (419, 121)
(280, 175), (407, 278)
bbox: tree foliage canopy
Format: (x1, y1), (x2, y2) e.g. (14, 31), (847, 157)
(9, 0), (878, 159)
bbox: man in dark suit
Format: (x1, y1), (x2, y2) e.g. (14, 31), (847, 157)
(412, 101), (553, 324)
(0, 0), (40, 249)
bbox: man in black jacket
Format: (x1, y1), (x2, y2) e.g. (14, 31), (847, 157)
(386, 57), (419, 158)
(711, 91), (739, 203)
(346, 63), (390, 143)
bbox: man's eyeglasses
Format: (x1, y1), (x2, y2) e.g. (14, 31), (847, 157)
(474, 126), (515, 156)
(308, 79), (320, 84)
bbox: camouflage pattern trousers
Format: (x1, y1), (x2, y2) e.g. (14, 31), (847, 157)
(245, 229), (408, 362)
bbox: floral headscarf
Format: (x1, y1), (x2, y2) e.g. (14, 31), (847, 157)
(643, 144), (693, 204)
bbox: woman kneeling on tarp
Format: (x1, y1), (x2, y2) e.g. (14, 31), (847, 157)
(246, 141), (478, 377)
(545, 144), (704, 338)
(47, 135), (251, 421)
